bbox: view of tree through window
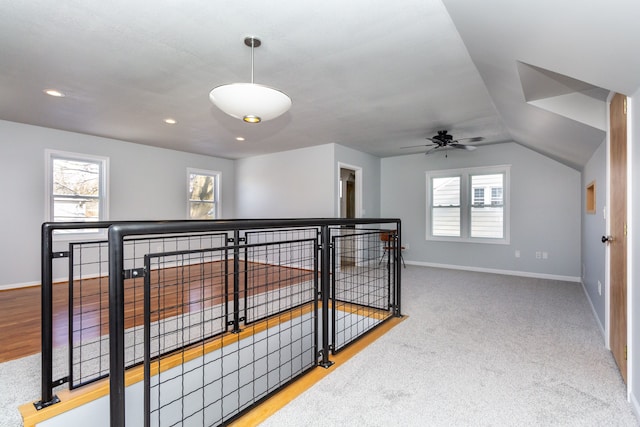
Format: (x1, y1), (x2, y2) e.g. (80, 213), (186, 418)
(52, 158), (101, 222)
(189, 171), (218, 219)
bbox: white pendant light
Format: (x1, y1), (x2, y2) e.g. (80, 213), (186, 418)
(209, 37), (291, 123)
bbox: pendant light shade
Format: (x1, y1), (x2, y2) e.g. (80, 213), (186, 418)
(209, 37), (291, 123)
(209, 83), (292, 123)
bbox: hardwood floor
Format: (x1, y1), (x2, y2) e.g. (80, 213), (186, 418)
(0, 260), (315, 363)
(0, 284), (67, 363)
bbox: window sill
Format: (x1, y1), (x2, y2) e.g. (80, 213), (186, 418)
(426, 236), (510, 245)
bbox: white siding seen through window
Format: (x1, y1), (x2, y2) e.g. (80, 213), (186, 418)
(426, 165), (510, 244)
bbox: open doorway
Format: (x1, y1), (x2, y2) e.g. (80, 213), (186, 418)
(338, 165), (362, 267)
(340, 168), (356, 219)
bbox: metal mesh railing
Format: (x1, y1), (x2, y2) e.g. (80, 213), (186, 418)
(38, 219), (402, 425)
(330, 228), (395, 353)
(144, 235), (319, 426)
(68, 233), (228, 389)
(244, 228), (318, 324)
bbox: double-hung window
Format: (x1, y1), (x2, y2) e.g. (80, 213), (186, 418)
(188, 168), (220, 219)
(426, 165), (510, 244)
(46, 150), (109, 225)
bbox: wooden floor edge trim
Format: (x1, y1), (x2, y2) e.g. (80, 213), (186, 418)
(229, 315), (407, 426)
(19, 307), (401, 427)
(18, 303), (317, 426)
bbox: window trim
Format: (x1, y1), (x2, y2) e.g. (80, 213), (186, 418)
(45, 149), (109, 238)
(426, 165), (510, 245)
(187, 168), (221, 219)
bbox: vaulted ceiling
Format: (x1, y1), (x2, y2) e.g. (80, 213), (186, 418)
(1, 0), (639, 170)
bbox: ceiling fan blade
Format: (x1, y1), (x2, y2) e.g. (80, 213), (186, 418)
(400, 143), (435, 149)
(467, 139), (511, 147)
(456, 136), (485, 143)
(449, 143), (477, 151)
(424, 146), (441, 155)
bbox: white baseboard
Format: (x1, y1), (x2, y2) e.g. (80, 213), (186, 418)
(631, 391), (640, 420)
(405, 260), (581, 283)
(581, 280), (606, 340)
(0, 280), (40, 291)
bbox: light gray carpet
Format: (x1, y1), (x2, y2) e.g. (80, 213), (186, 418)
(261, 266), (638, 426)
(1, 266), (638, 426)
(0, 353), (40, 427)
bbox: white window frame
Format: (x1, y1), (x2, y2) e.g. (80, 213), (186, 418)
(187, 168), (221, 219)
(45, 149), (109, 238)
(426, 165), (510, 244)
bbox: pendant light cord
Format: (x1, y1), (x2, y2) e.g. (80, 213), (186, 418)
(250, 38), (255, 84)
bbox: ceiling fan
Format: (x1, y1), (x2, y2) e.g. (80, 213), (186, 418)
(402, 130), (485, 155)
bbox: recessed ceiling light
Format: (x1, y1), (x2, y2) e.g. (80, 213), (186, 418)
(44, 89), (65, 97)
(236, 137), (245, 141)
(163, 118), (177, 125)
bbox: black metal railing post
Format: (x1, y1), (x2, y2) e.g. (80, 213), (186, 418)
(395, 221), (402, 317)
(319, 225), (333, 368)
(37, 223), (56, 408)
(143, 255), (152, 427)
(232, 229), (241, 333)
(108, 225), (126, 427)
(330, 234), (336, 353)
(313, 233), (320, 366)
(224, 244), (230, 331)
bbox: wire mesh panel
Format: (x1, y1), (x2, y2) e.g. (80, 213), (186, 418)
(68, 233), (228, 389)
(144, 247), (231, 359)
(144, 246), (318, 426)
(69, 240), (109, 388)
(330, 228), (395, 353)
(244, 229), (318, 324)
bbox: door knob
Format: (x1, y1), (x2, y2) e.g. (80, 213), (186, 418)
(602, 235), (614, 244)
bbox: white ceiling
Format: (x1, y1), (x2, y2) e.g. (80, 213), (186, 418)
(1, 0), (639, 169)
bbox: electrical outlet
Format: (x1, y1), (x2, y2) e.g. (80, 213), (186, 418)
(535, 251), (541, 259)
(542, 252), (548, 260)
(515, 250), (520, 258)
(598, 280), (602, 296)
(404, 243), (410, 250)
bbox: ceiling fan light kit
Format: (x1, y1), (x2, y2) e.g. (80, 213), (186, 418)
(209, 37), (292, 124)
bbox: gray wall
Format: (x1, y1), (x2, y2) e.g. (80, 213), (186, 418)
(235, 144), (335, 218)
(235, 143), (382, 220)
(381, 142), (581, 279)
(581, 140), (607, 333)
(0, 120), (235, 288)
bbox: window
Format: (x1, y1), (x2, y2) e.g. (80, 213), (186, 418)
(188, 168), (220, 219)
(473, 188), (484, 206)
(431, 176), (461, 237)
(426, 165), (510, 244)
(491, 187), (503, 206)
(45, 150), (109, 223)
